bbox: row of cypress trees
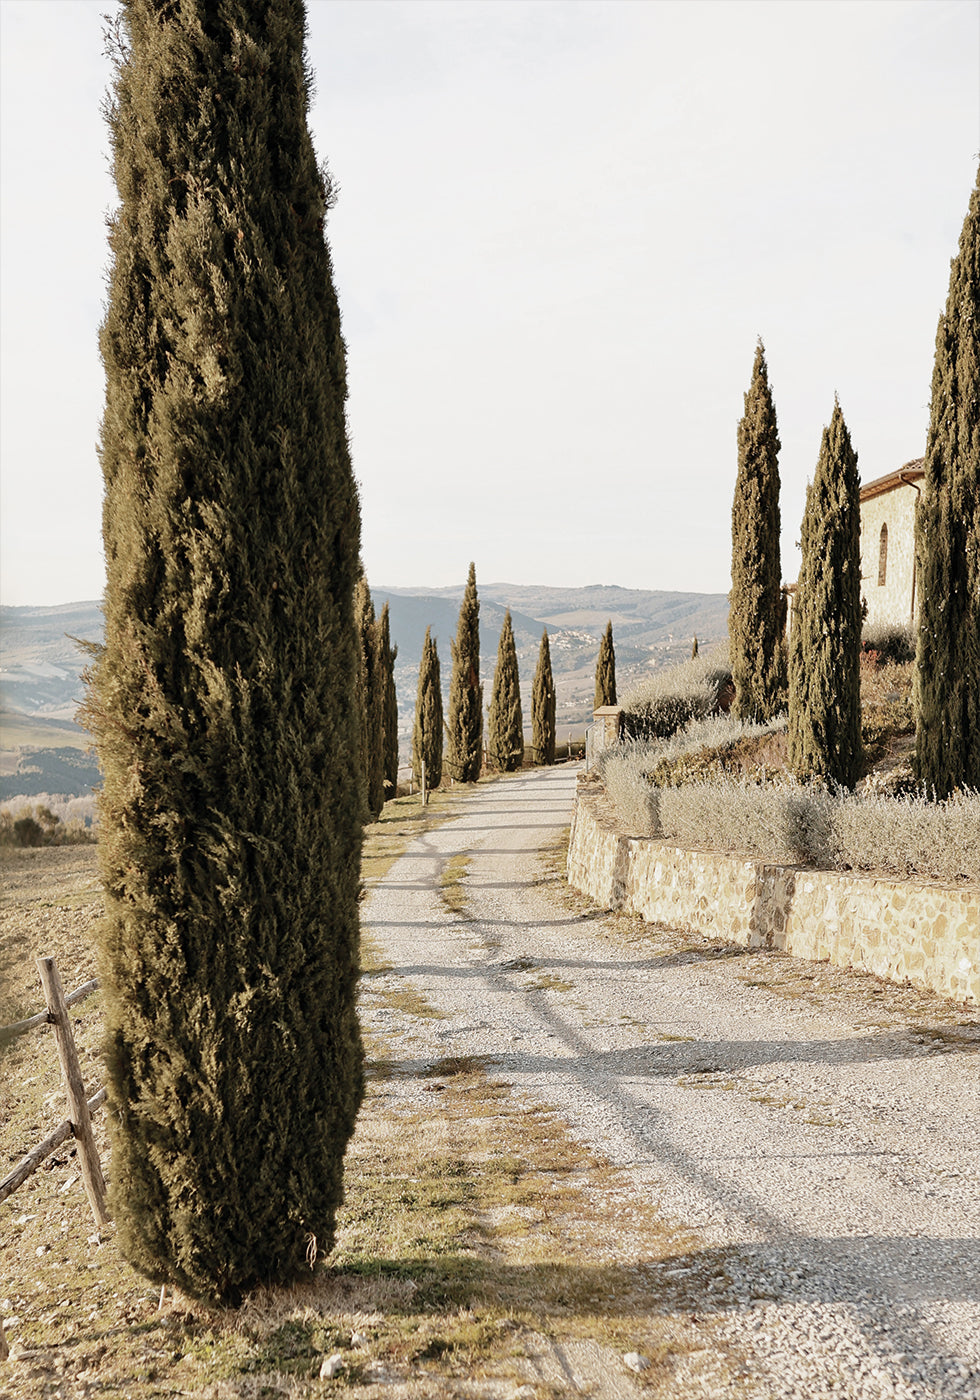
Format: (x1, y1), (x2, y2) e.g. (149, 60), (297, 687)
(729, 163), (978, 797)
(412, 565), (559, 785)
(355, 575), (398, 821)
(729, 345), (884, 788)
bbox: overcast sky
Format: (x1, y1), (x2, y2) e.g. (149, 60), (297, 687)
(1, 0), (977, 608)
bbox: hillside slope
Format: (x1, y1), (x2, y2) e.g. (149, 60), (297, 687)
(1, 586), (728, 792)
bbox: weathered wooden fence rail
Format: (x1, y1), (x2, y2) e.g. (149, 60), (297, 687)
(1, 957), (109, 1227)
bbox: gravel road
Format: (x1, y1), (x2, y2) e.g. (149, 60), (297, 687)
(362, 764), (980, 1400)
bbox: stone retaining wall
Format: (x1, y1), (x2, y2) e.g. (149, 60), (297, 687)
(567, 778), (979, 1004)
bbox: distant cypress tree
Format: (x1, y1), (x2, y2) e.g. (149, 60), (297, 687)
(378, 603), (399, 799)
(691, 636), (699, 660)
(487, 611), (524, 771)
(730, 340), (785, 720)
(788, 400), (863, 788)
(87, 0), (363, 1304)
(356, 577), (385, 821)
(446, 563), (483, 782)
(914, 169), (980, 797)
(531, 629), (556, 765)
(412, 627), (443, 791)
(594, 621), (617, 709)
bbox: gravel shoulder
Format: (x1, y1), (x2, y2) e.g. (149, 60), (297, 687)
(362, 763), (980, 1400)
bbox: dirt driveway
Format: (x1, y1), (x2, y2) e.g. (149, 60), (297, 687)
(362, 764), (980, 1400)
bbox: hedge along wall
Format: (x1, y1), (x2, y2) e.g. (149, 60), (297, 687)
(567, 778), (979, 1005)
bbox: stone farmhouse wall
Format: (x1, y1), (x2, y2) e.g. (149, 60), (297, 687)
(860, 476), (920, 630)
(568, 778), (979, 1005)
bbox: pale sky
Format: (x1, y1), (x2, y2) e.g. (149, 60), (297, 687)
(1, 0), (977, 608)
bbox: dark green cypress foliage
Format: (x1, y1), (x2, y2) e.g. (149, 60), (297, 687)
(788, 400), (863, 788)
(730, 340), (785, 720)
(356, 578), (385, 821)
(86, 0), (363, 1304)
(487, 611), (524, 772)
(412, 627), (443, 791)
(378, 603), (399, 800)
(531, 629), (556, 765)
(914, 168), (980, 797)
(446, 563), (483, 782)
(594, 621), (617, 709)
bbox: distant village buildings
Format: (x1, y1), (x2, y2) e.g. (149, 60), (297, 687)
(858, 458), (924, 629)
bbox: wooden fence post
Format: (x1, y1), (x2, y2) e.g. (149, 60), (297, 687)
(36, 957), (109, 1228)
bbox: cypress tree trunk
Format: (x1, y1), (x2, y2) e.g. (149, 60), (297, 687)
(378, 603), (399, 800)
(356, 578), (385, 821)
(730, 340), (785, 720)
(87, 0), (363, 1304)
(487, 611), (524, 772)
(788, 400), (863, 788)
(914, 168), (980, 797)
(412, 627), (443, 791)
(531, 629), (556, 765)
(446, 563), (483, 782)
(594, 621), (617, 709)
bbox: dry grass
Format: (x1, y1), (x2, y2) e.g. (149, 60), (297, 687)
(438, 852), (472, 918)
(2, 832), (750, 1399)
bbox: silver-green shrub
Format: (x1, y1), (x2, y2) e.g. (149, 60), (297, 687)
(656, 780), (834, 866)
(619, 646), (733, 741)
(830, 789), (980, 882)
(600, 761), (979, 883)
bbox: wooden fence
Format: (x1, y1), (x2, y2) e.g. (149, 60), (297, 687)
(1, 957), (109, 1228)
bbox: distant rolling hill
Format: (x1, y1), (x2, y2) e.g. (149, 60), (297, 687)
(1, 585), (728, 793)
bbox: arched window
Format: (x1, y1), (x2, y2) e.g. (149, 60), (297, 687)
(878, 523), (888, 586)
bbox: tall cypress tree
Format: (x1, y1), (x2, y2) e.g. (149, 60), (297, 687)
(531, 628), (556, 765)
(487, 611), (524, 771)
(730, 339), (785, 719)
(412, 627), (443, 791)
(788, 400), (863, 788)
(446, 563), (483, 782)
(594, 621), (617, 709)
(87, 0), (363, 1304)
(378, 603), (399, 800)
(914, 168), (980, 797)
(356, 577), (385, 822)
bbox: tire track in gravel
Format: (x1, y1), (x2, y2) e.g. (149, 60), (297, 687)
(362, 764), (980, 1400)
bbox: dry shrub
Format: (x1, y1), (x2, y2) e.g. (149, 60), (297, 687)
(831, 788), (980, 883)
(602, 747), (661, 836)
(619, 646), (733, 742)
(657, 780), (834, 866)
(861, 620), (915, 665)
(0, 803), (96, 847)
(602, 767), (974, 884)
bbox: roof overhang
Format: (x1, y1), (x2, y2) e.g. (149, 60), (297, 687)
(860, 459), (925, 503)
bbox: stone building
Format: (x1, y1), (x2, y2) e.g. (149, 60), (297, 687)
(858, 458), (924, 629)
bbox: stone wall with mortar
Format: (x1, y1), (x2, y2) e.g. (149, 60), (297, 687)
(568, 778), (979, 1004)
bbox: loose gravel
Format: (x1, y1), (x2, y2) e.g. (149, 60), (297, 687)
(362, 764), (980, 1400)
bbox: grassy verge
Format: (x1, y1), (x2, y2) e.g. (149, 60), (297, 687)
(2, 812), (746, 1399)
